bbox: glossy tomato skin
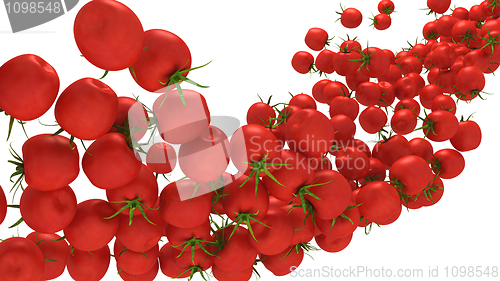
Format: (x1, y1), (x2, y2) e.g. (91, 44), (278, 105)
(211, 225), (258, 272)
(315, 233), (352, 253)
(360, 47), (390, 78)
(260, 246), (304, 276)
(289, 93), (317, 110)
(221, 174), (269, 221)
(359, 106), (387, 134)
(248, 207), (295, 255)
(114, 239), (159, 275)
(420, 84), (443, 109)
(26, 232), (69, 281)
(356, 82), (382, 106)
(285, 109), (335, 158)
(292, 51), (314, 73)
(0, 186), (6, 225)
(146, 142), (177, 174)
(357, 181), (401, 223)
(391, 108), (418, 135)
(67, 244), (110, 281)
(106, 163), (159, 217)
(341, 8), (363, 28)
(389, 155), (434, 195)
(63, 199), (120, 252)
(315, 49), (336, 74)
(450, 120), (481, 151)
(335, 147), (371, 180)
(82, 133), (142, 189)
(212, 265), (252, 281)
(164, 219), (211, 250)
(409, 137), (434, 161)
(115, 210), (163, 252)
(22, 134), (79, 191)
(315, 201), (360, 238)
(178, 125), (230, 183)
(422, 110), (459, 142)
(130, 29), (191, 92)
(372, 134), (411, 168)
(159, 243), (191, 278)
(378, 0), (395, 14)
(329, 96), (359, 120)
(432, 149), (465, 179)
(20, 185), (77, 234)
(246, 102), (276, 126)
(306, 170), (352, 220)
(153, 89), (210, 144)
(0, 54), (59, 121)
(0, 237), (44, 281)
(74, 0), (144, 71)
(159, 180), (212, 229)
(305, 28), (328, 51)
(109, 96), (149, 142)
(55, 78), (119, 140)
(373, 13), (391, 30)
(118, 261), (159, 281)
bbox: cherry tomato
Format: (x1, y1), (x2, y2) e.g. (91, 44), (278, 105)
(246, 102), (276, 126)
(26, 232), (69, 281)
(409, 137), (434, 162)
(315, 233), (352, 252)
(0, 54), (59, 121)
(323, 81), (349, 103)
(357, 181), (401, 223)
(359, 47), (391, 78)
(450, 120), (481, 151)
(422, 110), (459, 142)
(329, 96), (359, 120)
(330, 114), (356, 147)
(346, 70), (370, 91)
(341, 8), (363, 28)
(359, 106), (387, 134)
(74, 0), (144, 71)
(431, 149), (465, 179)
(378, 0), (395, 14)
(391, 109), (417, 135)
(212, 265), (253, 281)
(115, 210), (163, 252)
(114, 239), (158, 275)
(431, 94), (456, 114)
(261, 246), (304, 276)
(315, 201), (360, 238)
(356, 81), (382, 106)
(390, 155), (434, 195)
(305, 27), (329, 51)
(248, 207), (295, 255)
(211, 225), (258, 272)
(146, 142), (177, 174)
(372, 14), (391, 30)
(129, 29), (191, 92)
(315, 49), (336, 74)
(427, 0), (451, 14)
(0, 237), (44, 281)
(67, 244), (110, 281)
(55, 77), (119, 140)
(372, 134), (411, 168)
(395, 98), (420, 115)
(292, 51), (314, 74)
(419, 84), (443, 109)
(378, 80), (396, 107)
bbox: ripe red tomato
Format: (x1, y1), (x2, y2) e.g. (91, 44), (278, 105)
(164, 219), (211, 251)
(330, 114), (356, 146)
(114, 239), (159, 275)
(146, 142), (177, 174)
(260, 246), (304, 276)
(66, 244), (110, 281)
(315, 202), (360, 238)
(372, 134), (411, 168)
(22, 134), (79, 191)
(315, 49), (336, 74)
(74, 0), (144, 71)
(389, 155), (434, 195)
(281, 204), (317, 245)
(391, 108), (418, 135)
(292, 51), (314, 74)
(26, 232), (69, 281)
(450, 120), (481, 151)
(431, 94), (456, 114)
(422, 110), (459, 142)
(455, 66), (485, 101)
(159, 243), (191, 278)
(409, 137), (434, 161)
(0, 237), (44, 281)
(357, 181), (401, 223)
(395, 76), (418, 100)
(115, 210), (163, 252)
(153, 89), (211, 144)
(159, 179), (212, 229)
(246, 101), (276, 126)
(419, 84), (443, 109)
(289, 93), (317, 110)
(222, 173), (269, 222)
(335, 147), (371, 180)
(82, 133), (142, 189)
(286, 109), (335, 158)
(20, 185), (77, 234)
(334, 50), (363, 76)
(378, 80), (396, 107)
(178, 125), (230, 183)
(379, 64), (403, 87)
(305, 27), (329, 51)
(109, 96), (149, 142)
(0, 186), (6, 225)
(378, 0), (395, 14)
(359, 47), (391, 78)
(211, 225), (258, 272)
(248, 207), (295, 255)
(346, 70), (370, 91)
(372, 14), (391, 30)
(359, 106), (387, 134)
(427, 0), (452, 14)
(129, 29), (191, 92)
(341, 8), (363, 28)
(423, 20), (440, 40)
(312, 79), (332, 103)
(452, 6), (470, 20)
(0, 54), (59, 121)
(395, 98), (420, 115)
(55, 78), (119, 140)
(63, 199), (120, 252)
(431, 149), (465, 179)
(329, 96), (359, 120)
(118, 261), (159, 281)
(356, 81), (382, 106)
(315, 233), (352, 252)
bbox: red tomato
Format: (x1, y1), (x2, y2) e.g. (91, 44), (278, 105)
(431, 94), (456, 114)
(427, 0), (451, 14)
(315, 233), (352, 252)
(399, 56), (423, 75)
(0, 237), (44, 281)
(305, 27), (329, 51)
(212, 265), (253, 281)
(285, 109), (335, 158)
(289, 93), (317, 110)
(422, 110), (459, 142)
(106, 163), (158, 218)
(395, 76), (418, 100)
(420, 175), (445, 207)
(246, 102), (276, 126)
(20, 185), (77, 234)
(378, 80), (396, 107)
(455, 66), (485, 101)
(359, 106), (387, 134)
(452, 6), (470, 20)
(346, 70), (370, 91)
(372, 14), (391, 30)
(230, 124), (282, 175)
(118, 261), (159, 281)
(312, 79), (333, 103)
(159, 180), (212, 229)
(114, 239), (158, 275)
(173, 247), (212, 272)
(335, 147), (371, 180)
(323, 81), (349, 102)
(261, 246), (304, 276)
(419, 84), (443, 109)
(146, 142), (177, 174)
(432, 149), (465, 179)
(452, 20), (480, 48)
(129, 29), (191, 92)
(178, 125), (230, 183)
(378, 0), (395, 14)
(158, 243), (191, 278)
(356, 81), (382, 106)
(334, 50), (363, 76)
(262, 150), (315, 202)
(315, 202), (360, 238)
(330, 114), (356, 147)
(389, 155), (434, 195)
(164, 219), (211, 251)
(423, 20), (440, 40)
(0, 54), (59, 121)
(379, 64), (402, 87)
(391, 109), (418, 135)
(372, 134), (411, 168)
(74, 0), (144, 71)
(0, 186), (6, 225)
(281, 204), (317, 245)
(409, 137), (434, 161)
(329, 96), (359, 120)
(430, 45), (456, 69)
(115, 210), (163, 252)
(315, 49), (336, 74)
(341, 8), (363, 28)
(357, 181), (401, 223)
(211, 225), (258, 272)
(470, 4), (488, 21)
(292, 51), (314, 73)
(109, 96), (149, 142)
(26, 232), (68, 281)
(410, 43), (430, 59)
(63, 199), (120, 251)
(55, 78), (118, 140)
(277, 105), (302, 134)
(248, 207), (295, 255)
(22, 134), (79, 191)
(395, 98), (420, 115)
(67, 244), (110, 281)
(359, 47), (390, 78)
(82, 133), (142, 189)
(361, 157), (387, 183)
(305, 170), (352, 220)
(450, 120), (481, 151)
(153, 89), (210, 144)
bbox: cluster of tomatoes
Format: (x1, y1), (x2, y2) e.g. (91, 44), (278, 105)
(0, 0), (497, 280)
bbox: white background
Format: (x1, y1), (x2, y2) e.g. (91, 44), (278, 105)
(1, 0), (499, 280)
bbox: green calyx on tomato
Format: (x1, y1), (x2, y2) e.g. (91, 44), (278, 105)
(171, 236), (214, 265)
(414, 109), (437, 140)
(280, 242), (319, 261)
(240, 150), (288, 198)
(158, 60), (212, 106)
(7, 144), (25, 199)
(290, 180), (330, 222)
(330, 203), (362, 229)
(226, 210), (271, 242)
(3, 111), (29, 142)
(104, 194), (159, 226)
